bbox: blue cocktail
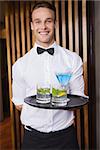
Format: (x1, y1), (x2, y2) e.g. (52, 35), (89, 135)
(56, 73), (72, 86)
(52, 73), (72, 106)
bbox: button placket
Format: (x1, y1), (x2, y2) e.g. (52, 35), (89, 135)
(44, 54), (51, 84)
(46, 110), (53, 132)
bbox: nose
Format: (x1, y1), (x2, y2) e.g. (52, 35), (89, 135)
(41, 22), (47, 29)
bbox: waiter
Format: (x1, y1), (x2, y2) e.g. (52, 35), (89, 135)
(12, 1), (86, 149)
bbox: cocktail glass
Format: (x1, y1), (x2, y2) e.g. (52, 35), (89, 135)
(36, 83), (51, 104)
(52, 73), (72, 106)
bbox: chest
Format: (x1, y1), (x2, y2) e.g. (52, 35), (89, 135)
(23, 54), (72, 87)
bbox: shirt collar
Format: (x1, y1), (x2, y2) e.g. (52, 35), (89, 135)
(33, 42), (57, 55)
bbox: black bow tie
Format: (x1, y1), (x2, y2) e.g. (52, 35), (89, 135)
(37, 47), (54, 55)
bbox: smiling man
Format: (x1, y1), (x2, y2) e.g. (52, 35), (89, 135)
(12, 1), (85, 150)
(31, 7), (55, 47)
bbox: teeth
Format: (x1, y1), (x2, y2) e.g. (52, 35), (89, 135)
(39, 32), (49, 35)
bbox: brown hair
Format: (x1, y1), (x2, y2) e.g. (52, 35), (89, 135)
(31, 1), (56, 22)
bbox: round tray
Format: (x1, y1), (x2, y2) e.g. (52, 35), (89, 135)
(24, 94), (89, 110)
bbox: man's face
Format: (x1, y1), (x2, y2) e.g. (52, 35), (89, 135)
(31, 7), (55, 47)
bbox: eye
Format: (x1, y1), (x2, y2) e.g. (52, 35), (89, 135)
(36, 21), (41, 24)
(34, 20), (41, 24)
(47, 20), (52, 23)
(46, 19), (53, 24)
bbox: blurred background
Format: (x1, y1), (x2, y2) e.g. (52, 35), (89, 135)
(0, 0), (100, 150)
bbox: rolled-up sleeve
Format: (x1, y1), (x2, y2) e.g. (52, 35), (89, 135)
(69, 53), (87, 97)
(12, 59), (26, 105)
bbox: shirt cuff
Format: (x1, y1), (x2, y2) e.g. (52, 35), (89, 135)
(70, 91), (89, 99)
(12, 97), (24, 105)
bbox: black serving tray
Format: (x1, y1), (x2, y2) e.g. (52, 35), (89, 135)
(24, 94), (89, 110)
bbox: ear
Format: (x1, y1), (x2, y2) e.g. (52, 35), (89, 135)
(31, 22), (34, 30)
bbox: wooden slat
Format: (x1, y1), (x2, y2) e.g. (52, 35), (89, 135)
(82, 0), (89, 149)
(55, 1), (60, 44)
(26, 2), (31, 52)
(68, 0), (73, 51)
(74, 1), (81, 148)
(31, 2), (35, 46)
(20, 2), (26, 56)
(10, 4), (15, 64)
(15, 3), (21, 59)
(82, 0), (88, 94)
(75, 109), (81, 148)
(0, 52), (4, 121)
(9, 7), (17, 147)
(15, 110), (21, 149)
(61, 1), (66, 48)
(5, 2), (15, 150)
(15, 3), (21, 149)
(74, 1), (79, 54)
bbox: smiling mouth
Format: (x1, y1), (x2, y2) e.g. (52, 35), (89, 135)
(39, 31), (49, 35)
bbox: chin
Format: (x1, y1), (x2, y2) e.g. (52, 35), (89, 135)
(39, 39), (50, 44)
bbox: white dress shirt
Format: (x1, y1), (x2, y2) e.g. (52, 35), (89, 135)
(12, 42), (85, 133)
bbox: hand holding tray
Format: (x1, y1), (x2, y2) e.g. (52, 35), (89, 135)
(24, 94), (89, 110)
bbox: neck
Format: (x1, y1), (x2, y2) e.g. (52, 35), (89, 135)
(36, 41), (55, 48)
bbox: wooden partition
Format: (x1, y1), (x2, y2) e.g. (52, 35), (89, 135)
(5, 1), (90, 149)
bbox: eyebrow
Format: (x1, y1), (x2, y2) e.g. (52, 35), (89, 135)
(33, 18), (54, 22)
(33, 19), (40, 22)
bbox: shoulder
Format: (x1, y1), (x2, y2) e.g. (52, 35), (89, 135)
(57, 44), (82, 63)
(13, 48), (34, 69)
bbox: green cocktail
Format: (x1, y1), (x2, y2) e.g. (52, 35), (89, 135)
(36, 84), (51, 104)
(52, 87), (67, 97)
(37, 88), (50, 95)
